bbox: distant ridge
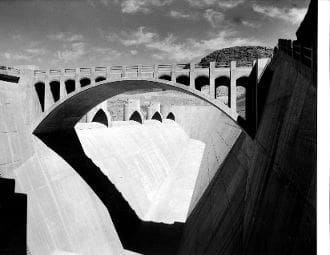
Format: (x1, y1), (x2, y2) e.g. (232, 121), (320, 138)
(199, 46), (273, 66)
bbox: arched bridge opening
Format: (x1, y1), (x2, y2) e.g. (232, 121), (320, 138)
(129, 111), (143, 124)
(91, 109), (109, 127)
(166, 112), (175, 121)
(151, 111), (162, 122)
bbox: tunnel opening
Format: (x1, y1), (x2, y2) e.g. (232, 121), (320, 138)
(159, 75), (171, 81)
(50, 80), (60, 102)
(91, 109), (108, 127)
(65, 79), (75, 94)
(129, 111), (143, 124)
(95, 76), (106, 83)
(151, 111), (162, 122)
(80, 77), (91, 87)
(176, 75), (189, 86)
(34, 82), (45, 112)
(215, 76), (230, 105)
(166, 112), (175, 121)
(236, 76), (248, 119)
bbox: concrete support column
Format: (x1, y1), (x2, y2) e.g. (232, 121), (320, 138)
(138, 64), (142, 79)
(171, 64), (176, 82)
(154, 65), (158, 79)
(44, 70), (53, 111)
(122, 66), (126, 79)
(91, 68), (96, 86)
(230, 61), (237, 113)
(209, 62), (215, 99)
(189, 63), (195, 89)
(148, 102), (161, 119)
(124, 99), (141, 121)
(106, 66), (111, 80)
(75, 68), (81, 90)
(60, 69), (66, 99)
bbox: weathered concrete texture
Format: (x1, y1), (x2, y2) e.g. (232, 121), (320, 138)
(177, 51), (316, 255)
(75, 120), (204, 224)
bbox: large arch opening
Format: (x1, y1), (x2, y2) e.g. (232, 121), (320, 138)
(176, 75), (189, 86)
(34, 82), (45, 112)
(236, 76), (249, 119)
(95, 76), (106, 83)
(129, 111), (143, 124)
(80, 77), (91, 87)
(50, 80), (60, 102)
(195, 76), (209, 94)
(158, 75), (171, 81)
(166, 112), (175, 121)
(215, 76), (230, 105)
(65, 79), (75, 94)
(151, 111), (162, 122)
(91, 109), (108, 127)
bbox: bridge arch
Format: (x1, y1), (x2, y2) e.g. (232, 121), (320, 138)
(176, 75), (189, 86)
(195, 75), (210, 94)
(34, 82), (45, 112)
(166, 112), (175, 121)
(95, 76), (106, 83)
(65, 79), (76, 94)
(151, 111), (162, 122)
(91, 108), (109, 127)
(215, 76), (230, 105)
(50, 80), (60, 102)
(80, 77), (91, 87)
(158, 74), (171, 81)
(236, 76), (249, 119)
(129, 111), (143, 124)
(33, 78), (238, 134)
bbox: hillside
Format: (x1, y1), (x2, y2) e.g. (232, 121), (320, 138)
(200, 46), (273, 66)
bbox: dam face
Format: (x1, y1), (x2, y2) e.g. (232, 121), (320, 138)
(0, 40), (315, 255)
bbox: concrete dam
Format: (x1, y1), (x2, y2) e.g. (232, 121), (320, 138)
(0, 0), (317, 250)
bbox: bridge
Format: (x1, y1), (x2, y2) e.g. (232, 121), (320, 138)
(5, 58), (269, 136)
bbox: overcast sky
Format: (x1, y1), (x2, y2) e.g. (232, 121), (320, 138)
(0, 0), (309, 69)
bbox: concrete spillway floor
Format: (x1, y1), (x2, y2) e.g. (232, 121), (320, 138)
(75, 119), (205, 224)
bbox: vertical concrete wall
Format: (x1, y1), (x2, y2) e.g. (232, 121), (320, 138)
(176, 52), (316, 255)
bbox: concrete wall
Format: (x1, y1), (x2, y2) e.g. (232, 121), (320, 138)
(176, 51), (316, 255)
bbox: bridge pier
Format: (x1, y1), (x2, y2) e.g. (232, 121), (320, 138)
(44, 70), (53, 111)
(209, 62), (215, 99)
(230, 61), (237, 113)
(60, 69), (66, 99)
(189, 63), (195, 90)
(171, 64), (176, 82)
(75, 68), (81, 89)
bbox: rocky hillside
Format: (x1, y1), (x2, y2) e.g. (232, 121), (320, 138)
(200, 46), (273, 66)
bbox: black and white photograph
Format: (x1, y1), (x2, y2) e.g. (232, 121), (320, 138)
(0, 0), (325, 254)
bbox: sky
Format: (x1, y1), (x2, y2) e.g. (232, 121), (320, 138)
(0, 0), (309, 69)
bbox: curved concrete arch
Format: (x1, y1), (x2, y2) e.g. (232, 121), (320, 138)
(33, 78), (238, 134)
(236, 76), (249, 87)
(91, 108), (109, 127)
(129, 111), (143, 124)
(166, 112), (175, 121)
(151, 111), (162, 122)
(195, 75), (209, 91)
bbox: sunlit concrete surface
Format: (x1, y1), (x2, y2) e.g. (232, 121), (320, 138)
(75, 119), (204, 223)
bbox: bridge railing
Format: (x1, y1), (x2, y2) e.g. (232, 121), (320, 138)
(0, 65), (21, 76)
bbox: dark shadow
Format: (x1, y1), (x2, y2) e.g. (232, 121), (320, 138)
(176, 75), (189, 86)
(35, 130), (184, 255)
(91, 109), (108, 127)
(34, 82), (45, 112)
(50, 80), (60, 102)
(80, 78), (91, 87)
(151, 112), (162, 122)
(129, 111), (143, 124)
(0, 74), (19, 83)
(159, 75), (171, 81)
(65, 79), (75, 94)
(0, 178), (27, 255)
(195, 76), (209, 91)
(166, 112), (175, 121)
(95, 76), (106, 83)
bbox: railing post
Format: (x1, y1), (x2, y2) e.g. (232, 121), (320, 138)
(189, 62), (195, 89)
(75, 68), (81, 89)
(91, 67), (96, 86)
(230, 61), (237, 113)
(171, 64), (176, 82)
(209, 62), (215, 99)
(154, 65), (158, 79)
